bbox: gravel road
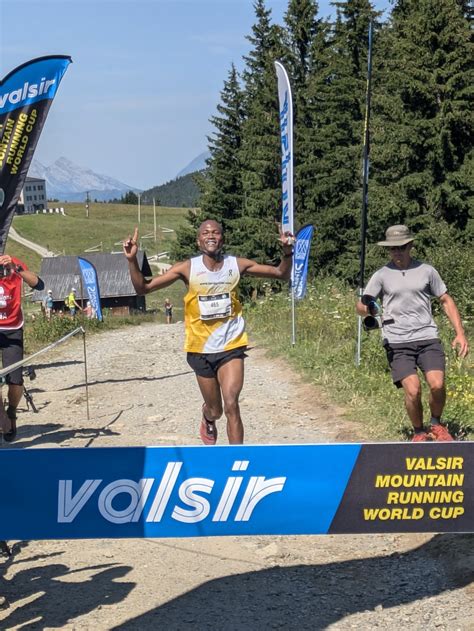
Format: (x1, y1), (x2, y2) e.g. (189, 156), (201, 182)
(0, 322), (472, 630)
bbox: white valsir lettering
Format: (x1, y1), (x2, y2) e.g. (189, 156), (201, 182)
(0, 78), (57, 109)
(57, 461), (287, 525)
(98, 479), (154, 524)
(235, 476), (287, 521)
(57, 479), (102, 523)
(145, 461), (182, 522)
(171, 478), (214, 523)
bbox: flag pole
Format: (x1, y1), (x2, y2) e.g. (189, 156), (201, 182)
(274, 61), (295, 346)
(356, 19), (374, 366)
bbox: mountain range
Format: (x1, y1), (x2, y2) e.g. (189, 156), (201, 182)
(28, 157), (139, 202)
(29, 152), (210, 203)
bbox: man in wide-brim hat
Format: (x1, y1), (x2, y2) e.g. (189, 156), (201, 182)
(356, 224), (469, 442)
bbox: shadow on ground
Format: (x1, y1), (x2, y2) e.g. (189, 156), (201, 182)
(112, 534), (473, 630)
(0, 557), (135, 629)
(0, 534), (471, 629)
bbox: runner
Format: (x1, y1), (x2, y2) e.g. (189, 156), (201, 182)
(123, 219), (294, 444)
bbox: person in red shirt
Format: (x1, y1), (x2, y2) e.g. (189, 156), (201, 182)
(0, 254), (43, 442)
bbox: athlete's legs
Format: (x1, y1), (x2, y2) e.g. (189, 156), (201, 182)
(217, 357), (245, 444)
(424, 370), (446, 419)
(195, 374), (223, 421)
(400, 373), (423, 429)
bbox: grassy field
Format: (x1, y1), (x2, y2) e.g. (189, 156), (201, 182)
(10, 208), (472, 442)
(246, 279), (473, 441)
(10, 202), (189, 259)
(9, 202), (189, 316)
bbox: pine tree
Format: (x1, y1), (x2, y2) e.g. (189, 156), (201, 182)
(172, 65), (245, 260)
(200, 64), (245, 228)
(370, 0), (473, 244)
(236, 0), (286, 265)
(304, 0), (376, 280)
(283, 0), (320, 227)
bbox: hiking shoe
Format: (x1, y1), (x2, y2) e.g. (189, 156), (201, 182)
(429, 424), (454, 442)
(3, 407), (17, 443)
(199, 404), (217, 446)
(411, 431), (430, 442)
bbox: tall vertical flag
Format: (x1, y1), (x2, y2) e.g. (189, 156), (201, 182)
(78, 257), (103, 321)
(274, 61), (294, 236)
(0, 55), (72, 252)
(293, 224), (314, 300)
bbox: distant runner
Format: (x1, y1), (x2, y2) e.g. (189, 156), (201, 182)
(356, 225), (469, 442)
(124, 219), (293, 444)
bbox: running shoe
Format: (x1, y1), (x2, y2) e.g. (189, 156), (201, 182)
(3, 407), (17, 443)
(200, 405), (217, 446)
(411, 431), (430, 442)
(429, 424), (454, 442)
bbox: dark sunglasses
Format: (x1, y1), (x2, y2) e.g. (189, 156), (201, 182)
(388, 244), (409, 252)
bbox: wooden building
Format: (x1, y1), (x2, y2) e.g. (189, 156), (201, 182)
(31, 251), (152, 315)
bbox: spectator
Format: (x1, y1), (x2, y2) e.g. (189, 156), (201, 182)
(83, 300), (96, 319)
(42, 289), (54, 321)
(164, 298), (173, 324)
(65, 288), (82, 317)
(0, 254), (43, 441)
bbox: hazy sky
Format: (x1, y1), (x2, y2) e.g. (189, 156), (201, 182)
(1, 0), (390, 190)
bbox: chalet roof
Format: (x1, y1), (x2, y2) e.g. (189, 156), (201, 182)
(31, 251), (152, 302)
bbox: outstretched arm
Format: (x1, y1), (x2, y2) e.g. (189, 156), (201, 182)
(439, 293), (469, 358)
(238, 225), (294, 280)
(123, 228), (189, 295)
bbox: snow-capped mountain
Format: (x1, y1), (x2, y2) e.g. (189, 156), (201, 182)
(175, 151), (210, 179)
(28, 157), (139, 202)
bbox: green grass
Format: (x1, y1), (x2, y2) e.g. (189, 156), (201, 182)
(246, 278), (473, 441)
(11, 201), (190, 320)
(11, 202), (188, 258)
(5, 240), (42, 271)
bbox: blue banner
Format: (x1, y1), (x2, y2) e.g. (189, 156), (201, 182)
(0, 443), (471, 540)
(0, 55), (71, 251)
(292, 224), (314, 299)
(78, 256), (103, 321)
(275, 61), (294, 236)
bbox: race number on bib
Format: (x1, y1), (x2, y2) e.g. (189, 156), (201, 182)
(198, 293), (231, 320)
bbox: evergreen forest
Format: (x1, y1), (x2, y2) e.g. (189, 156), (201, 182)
(172, 0), (473, 313)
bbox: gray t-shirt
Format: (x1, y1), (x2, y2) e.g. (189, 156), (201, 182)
(364, 260), (447, 344)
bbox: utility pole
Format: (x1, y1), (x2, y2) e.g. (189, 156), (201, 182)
(138, 192), (141, 224)
(153, 198), (157, 243)
(85, 191), (90, 219)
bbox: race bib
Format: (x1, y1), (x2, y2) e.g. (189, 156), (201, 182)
(198, 292), (231, 320)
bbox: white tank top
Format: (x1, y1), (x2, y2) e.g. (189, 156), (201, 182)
(184, 255), (248, 353)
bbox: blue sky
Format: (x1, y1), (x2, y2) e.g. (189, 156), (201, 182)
(1, 0), (391, 190)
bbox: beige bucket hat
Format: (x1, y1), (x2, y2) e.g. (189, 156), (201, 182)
(377, 224), (414, 247)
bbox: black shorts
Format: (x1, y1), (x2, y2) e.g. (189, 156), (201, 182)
(187, 346), (247, 378)
(384, 338), (445, 388)
(0, 328), (24, 385)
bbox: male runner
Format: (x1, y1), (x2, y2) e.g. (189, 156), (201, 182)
(124, 219), (293, 444)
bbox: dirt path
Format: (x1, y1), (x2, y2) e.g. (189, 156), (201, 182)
(1, 322), (472, 630)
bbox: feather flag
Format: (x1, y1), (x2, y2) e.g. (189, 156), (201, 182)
(78, 257), (103, 321)
(274, 61), (294, 236)
(0, 55), (71, 251)
(292, 224), (314, 300)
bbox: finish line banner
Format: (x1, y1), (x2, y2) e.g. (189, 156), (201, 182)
(0, 442), (472, 539)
